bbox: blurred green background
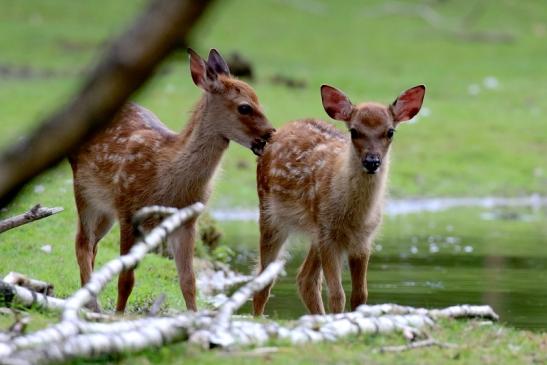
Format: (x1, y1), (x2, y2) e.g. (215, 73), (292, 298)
(0, 0), (546, 329)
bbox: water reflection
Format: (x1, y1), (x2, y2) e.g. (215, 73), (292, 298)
(237, 253), (547, 330)
(230, 206), (547, 330)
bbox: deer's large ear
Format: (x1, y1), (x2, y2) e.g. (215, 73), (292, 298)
(207, 48), (230, 76)
(320, 85), (353, 122)
(391, 85), (426, 122)
(188, 48), (223, 92)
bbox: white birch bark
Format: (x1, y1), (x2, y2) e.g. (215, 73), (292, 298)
(0, 203), (204, 359)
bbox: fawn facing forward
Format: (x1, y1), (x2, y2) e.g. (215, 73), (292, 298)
(253, 84), (425, 315)
(69, 49), (274, 312)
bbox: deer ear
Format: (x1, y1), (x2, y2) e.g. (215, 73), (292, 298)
(391, 85), (426, 122)
(188, 48), (222, 92)
(207, 48), (230, 76)
(320, 85), (353, 122)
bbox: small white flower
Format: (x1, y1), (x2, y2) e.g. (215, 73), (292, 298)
(429, 243), (439, 253)
(41, 244), (52, 254)
(464, 245), (474, 253)
(483, 76), (499, 90)
(410, 246), (418, 254)
(34, 185), (45, 194)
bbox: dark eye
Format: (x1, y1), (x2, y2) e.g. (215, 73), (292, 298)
(238, 104), (253, 115)
(387, 128), (395, 139)
(350, 128), (359, 139)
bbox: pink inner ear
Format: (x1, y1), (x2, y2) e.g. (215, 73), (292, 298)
(321, 86), (352, 121)
(393, 85), (425, 122)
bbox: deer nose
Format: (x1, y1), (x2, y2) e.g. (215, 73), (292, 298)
(262, 128), (275, 142)
(363, 154), (381, 174)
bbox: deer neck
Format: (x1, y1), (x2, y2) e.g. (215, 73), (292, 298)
(161, 94), (230, 203)
(335, 144), (390, 208)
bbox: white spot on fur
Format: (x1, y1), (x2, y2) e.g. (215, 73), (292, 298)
(129, 134), (145, 143)
(113, 170), (125, 184)
(314, 159), (326, 169)
(314, 144), (328, 152)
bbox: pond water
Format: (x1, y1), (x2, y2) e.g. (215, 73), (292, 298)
(223, 200), (547, 331)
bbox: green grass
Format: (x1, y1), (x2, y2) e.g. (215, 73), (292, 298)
(1, 0), (546, 363)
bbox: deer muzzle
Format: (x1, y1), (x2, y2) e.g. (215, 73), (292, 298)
(363, 153), (381, 174)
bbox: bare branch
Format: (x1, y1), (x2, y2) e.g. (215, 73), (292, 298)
(0, 205), (63, 234)
(380, 338), (458, 353)
(0, 0), (214, 207)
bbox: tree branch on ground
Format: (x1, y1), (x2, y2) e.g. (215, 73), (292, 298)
(380, 338), (458, 353)
(0, 205), (63, 234)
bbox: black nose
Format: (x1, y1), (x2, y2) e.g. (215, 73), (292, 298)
(363, 154), (381, 174)
(262, 128), (275, 142)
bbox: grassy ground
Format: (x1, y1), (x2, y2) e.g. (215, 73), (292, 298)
(0, 311), (544, 365)
(1, 0), (546, 363)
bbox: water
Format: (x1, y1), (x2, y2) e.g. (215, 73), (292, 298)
(226, 203), (547, 330)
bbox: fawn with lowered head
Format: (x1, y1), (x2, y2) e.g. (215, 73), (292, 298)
(253, 84), (425, 315)
(69, 49), (275, 313)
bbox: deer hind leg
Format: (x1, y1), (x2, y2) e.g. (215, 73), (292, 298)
(319, 241), (345, 313)
(74, 207), (114, 312)
(170, 221), (198, 311)
(297, 243), (325, 314)
(116, 220), (136, 313)
(253, 217), (289, 316)
(348, 246), (370, 311)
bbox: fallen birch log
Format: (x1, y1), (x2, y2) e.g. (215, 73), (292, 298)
(0, 202), (500, 364)
(189, 259), (286, 348)
(0, 202), (204, 359)
(0, 281), (114, 323)
(3, 273), (54, 296)
(0, 205), (63, 234)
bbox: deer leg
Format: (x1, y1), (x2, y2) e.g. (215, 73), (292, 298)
(74, 201), (113, 312)
(348, 249), (370, 311)
(170, 221), (198, 311)
(91, 215), (114, 270)
(319, 243), (345, 313)
(297, 243), (325, 314)
(116, 220), (135, 313)
(253, 217), (288, 316)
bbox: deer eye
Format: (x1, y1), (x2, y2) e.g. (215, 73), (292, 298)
(386, 128), (395, 139)
(238, 104), (253, 115)
(349, 128), (360, 139)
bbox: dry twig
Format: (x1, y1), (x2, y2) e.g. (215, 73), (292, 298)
(380, 338), (457, 353)
(0, 205), (63, 234)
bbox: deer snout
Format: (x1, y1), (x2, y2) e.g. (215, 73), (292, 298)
(262, 128), (276, 142)
(363, 153), (381, 174)
(251, 128), (276, 156)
